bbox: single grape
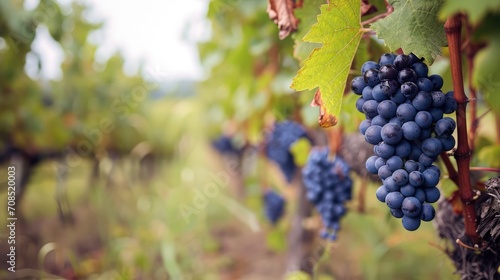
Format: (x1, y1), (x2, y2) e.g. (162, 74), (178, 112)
(420, 203), (435, 221)
(366, 156), (379, 174)
(434, 118), (456, 137)
(364, 125), (383, 145)
(362, 61), (380, 74)
(393, 54), (411, 70)
(422, 138), (443, 157)
(412, 91), (433, 111)
(442, 93), (457, 114)
(378, 64), (398, 80)
(376, 185), (389, 202)
(359, 119), (372, 135)
(379, 53), (396, 65)
(398, 68), (417, 84)
(423, 168), (440, 188)
(414, 188), (426, 203)
(372, 84), (389, 101)
(439, 135), (456, 151)
(384, 176), (399, 192)
(429, 74), (444, 90)
(364, 68), (381, 87)
(371, 115), (389, 127)
(404, 160), (419, 172)
(386, 155), (404, 171)
(377, 100), (398, 119)
(385, 191), (405, 209)
(402, 121), (421, 141)
(416, 78), (433, 92)
(409, 171), (424, 187)
(381, 123), (403, 145)
(401, 197), (422, 217)
(393, 169), (409, 186)
(400, 184), (416, 197)
(362, 100), (380, 119)
(395, 139), (412, 158)
(351, 76), (367, 95)
(402, 215), (421, 231)
(411, 62), (429, 78)
(374, 142), (395, 159)
(355, 97), (366, 113)
(362, 86), (374, 100)
(431, 91), (445, 107)
(414, 111), (433, 129)
(390, 88), (406, 105)
(391, 208), (404, 218)
(400, 82), (418, 99)
(378, 165), (393, 180)
(424, 187), (440, 203)
(396, 103), (417, 122)
(379, 80), (399, 97)
(408, 53), (421, 64)
(375, 157), (386, 169)
(418, 153), (436, 167)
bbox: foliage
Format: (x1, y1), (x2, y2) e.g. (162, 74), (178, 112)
(292, 0), (363, 125)
(1, 0), (500, 279)
(371, 0), (446, 64)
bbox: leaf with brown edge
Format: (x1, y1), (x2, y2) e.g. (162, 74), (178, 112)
(267, 0), (299, 39)
(291, 0), (363, 128)
(311, 90), (338, 127)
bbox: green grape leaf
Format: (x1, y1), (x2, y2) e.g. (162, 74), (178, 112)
(371, 0), (446, 64)
(439, 0), (500, 24)
(472, 16), (500, 114)
(292, 0), (324, 62)
(291, 0), (363, 127)
(478, 145), (500, 168)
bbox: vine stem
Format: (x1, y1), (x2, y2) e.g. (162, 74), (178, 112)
(444, 16), (480, 245)
(470, 167), (500, 173)
(361, 4), (393, 26)
(465, 18), (478, 150)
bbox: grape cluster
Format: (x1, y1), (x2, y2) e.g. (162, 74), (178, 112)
(212, 135), (241, 155)
(352, 53), (457, 231)
(266, 121), (309, 182)
(302, 148), (353, 240)
(263, 189), (286, 224)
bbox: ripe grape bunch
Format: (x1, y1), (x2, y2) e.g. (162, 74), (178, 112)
(351, 53), (457, 231)
(302, 148), (353, 240)
(211, 135), (241, 155)
(263, 189), (286, 225)
(266, 121), (309, 182)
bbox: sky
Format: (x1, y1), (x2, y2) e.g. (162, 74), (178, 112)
(29, 0), (210, 80)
